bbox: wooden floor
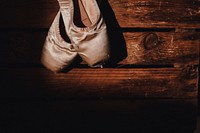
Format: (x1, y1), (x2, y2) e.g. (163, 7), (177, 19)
(0, 0), (199, 132)
(0, 66), (198, 133)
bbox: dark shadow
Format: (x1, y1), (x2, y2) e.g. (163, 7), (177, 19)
(61, 56), (82, 73)
(99, 0), (127, 67)
(0, 99), (196, 133)
(59, 14), (71, 43)
(73, 0), (87, 27)
(198, 66), (200, 116)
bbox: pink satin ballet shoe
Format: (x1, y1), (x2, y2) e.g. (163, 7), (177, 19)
(70, 0), (110, 67)
(41, 11), (78, 72)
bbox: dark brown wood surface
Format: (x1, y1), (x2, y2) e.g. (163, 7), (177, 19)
(0, 0), (199, 132)
(0, 31), (199, 66)
(108, 0), (200, 28)
(0, 0), (200, 28)
(0, 67), (198, 99)
(0, 99), (197, 133)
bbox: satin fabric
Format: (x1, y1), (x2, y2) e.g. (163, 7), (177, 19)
(41, 0), (110, 72)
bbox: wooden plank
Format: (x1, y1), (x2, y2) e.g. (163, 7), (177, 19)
(120, 32), (199, 65)
(0, 31), (199, 66)
(108, 0), (200, 28)
(0, 99), (197, 133)
(0, 67), (198, 99)
(0, 0), (200, 28)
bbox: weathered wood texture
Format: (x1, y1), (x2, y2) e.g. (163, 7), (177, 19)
(0, 0), (199, 132)
(0, 67), (198, 99)
(0, 32), (199, 66)
(0, 0), (200, 28)
(0, 99), (197, 133)
(108, 0), (200, 28)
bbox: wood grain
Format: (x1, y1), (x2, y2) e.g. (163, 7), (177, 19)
(0, 0), (200, 28)
(0, 31), (198, 66)
(108, 0), (200, 28)
(121, 32), (199, 65)
(0, 67), (198, 98)
(0, 1), (198, 132)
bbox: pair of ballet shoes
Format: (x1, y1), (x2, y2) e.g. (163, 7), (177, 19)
(41, 0), (110, 72)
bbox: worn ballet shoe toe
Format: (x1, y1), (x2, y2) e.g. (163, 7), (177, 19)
(41, 11), (78, 72)
(70, 0), (110, 67)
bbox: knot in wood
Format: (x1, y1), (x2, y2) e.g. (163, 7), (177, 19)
(142, 33), (159, 50)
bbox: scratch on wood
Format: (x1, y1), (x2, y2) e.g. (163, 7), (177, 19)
(159, 1), (162, 10)
(171, 35), (174, 45)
